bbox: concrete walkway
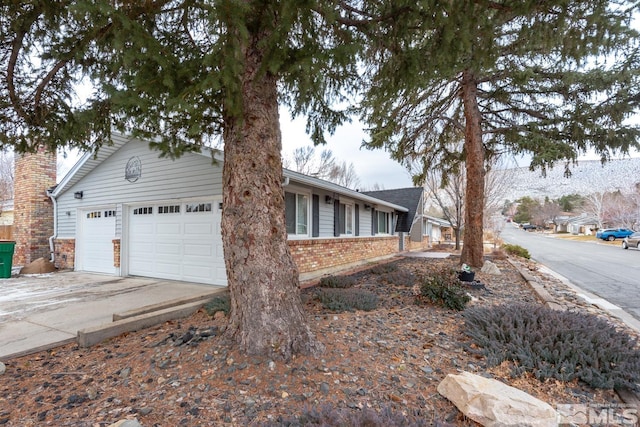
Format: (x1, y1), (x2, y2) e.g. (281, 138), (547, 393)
(0, 271), (224, 361)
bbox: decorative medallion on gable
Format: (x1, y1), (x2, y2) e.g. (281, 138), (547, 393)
(125, 156), (142, 182)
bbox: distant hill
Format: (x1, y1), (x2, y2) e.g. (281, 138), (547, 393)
(499, 157), (640, 202)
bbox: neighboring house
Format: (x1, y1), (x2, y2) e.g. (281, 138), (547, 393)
(561, 214), (599, 235)
(361, 188), (427, 251)
(422, 215), (453, 244)
(37, 133), (429, 286)
(0, 199), (13, 226)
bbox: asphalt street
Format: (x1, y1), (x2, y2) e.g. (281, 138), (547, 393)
(501, 224), (640, 322)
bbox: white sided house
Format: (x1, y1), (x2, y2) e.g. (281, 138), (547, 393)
(45, 133), (428, 286)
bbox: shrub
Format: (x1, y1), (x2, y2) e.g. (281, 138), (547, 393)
(489, 248), (508, 260)
(501, 243), (531, 259)
(257, 404), (430, 427)
(379, 270), (421, 287)
(464, 303), (640, 390)
(318, 275), (357, 289)
(204, 293), (231, 316)
(367, 262), (399, 275)
(316, 288), (378, 312)
(418, 268), (470, 311)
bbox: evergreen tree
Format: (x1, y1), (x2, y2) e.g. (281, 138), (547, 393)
(0, 1), (388, 359)
(361, 0), (640, 267)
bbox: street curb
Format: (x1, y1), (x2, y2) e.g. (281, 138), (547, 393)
(513, 264), (563, 310)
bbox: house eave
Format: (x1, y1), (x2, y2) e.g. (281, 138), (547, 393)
(283, 169), (408, 213)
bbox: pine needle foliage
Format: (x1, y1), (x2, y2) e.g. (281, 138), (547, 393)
(362, 1), (640, 176)
(0, 1), (368, 153)
(464, 303), (640, 390)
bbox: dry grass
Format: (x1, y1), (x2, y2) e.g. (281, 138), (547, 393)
(553, 233), (620, 245)
(553, 233), (597, 242)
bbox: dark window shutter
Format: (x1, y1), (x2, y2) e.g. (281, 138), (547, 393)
(355, 204), (360, 236)
(284, 192), (296, 234)
(333, 198), (340, 237)
(312, 195), (320, 237)
(372, 208), (377, 235)
(339, 204), (346, 234)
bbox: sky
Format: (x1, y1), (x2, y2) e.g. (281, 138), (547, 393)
(279, 112), (414, 190)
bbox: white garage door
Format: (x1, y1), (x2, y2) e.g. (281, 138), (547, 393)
(128, 200), (227, 285)
(78, 209), (117, 274)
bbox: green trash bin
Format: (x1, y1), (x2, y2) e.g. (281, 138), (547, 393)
(0, 240), (15, 278)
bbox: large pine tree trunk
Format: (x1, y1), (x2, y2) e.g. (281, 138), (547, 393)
(460, 70), (485, 268)
(221, 30), (323, 360)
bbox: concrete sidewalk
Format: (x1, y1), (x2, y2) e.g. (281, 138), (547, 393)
(0, 271), (224, 361)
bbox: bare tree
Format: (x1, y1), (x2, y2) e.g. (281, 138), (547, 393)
(584, 192), (606, 229)
(484, 162), (514, 225)
(603, 190), (638, 229)
(360, 182), (386, 191)
(533, 198), (562, 229)
(423, 167), (465, 250)
(329, 161), (361, 190)
(0, 152), (14, 208)
(585, 189), (639, 229)
(284, 146), (361, 190)
(285, 146), (336, 179)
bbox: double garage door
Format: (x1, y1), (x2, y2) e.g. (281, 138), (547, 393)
(78, 200), (227, 286)
(128, 200), (227, 285)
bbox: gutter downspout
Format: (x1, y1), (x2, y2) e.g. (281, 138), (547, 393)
(46, 189), (57, 263)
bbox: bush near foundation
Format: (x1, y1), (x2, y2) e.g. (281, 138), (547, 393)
(315, 288), (379, 312)
(319, 275), (357, 288)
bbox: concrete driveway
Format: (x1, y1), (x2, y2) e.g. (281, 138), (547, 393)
(0, 271), (224, 361)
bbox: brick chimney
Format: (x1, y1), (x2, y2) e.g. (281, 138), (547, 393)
(13, 147), (56, 266)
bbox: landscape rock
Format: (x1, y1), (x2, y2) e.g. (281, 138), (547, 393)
(0, 362), (5, 375)
(437, 371), (557, 427)
(481, 261), (501, 275)
(107, 419), (143, 427)
(19, 257), (56, 275)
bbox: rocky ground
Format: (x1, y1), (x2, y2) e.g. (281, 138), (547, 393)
(0, 254), (637, 427)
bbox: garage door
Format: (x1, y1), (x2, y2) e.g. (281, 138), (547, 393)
(78, 209), (117, 274)
(128, 200), (227, 285)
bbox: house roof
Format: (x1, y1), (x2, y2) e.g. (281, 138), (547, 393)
(51, 132), (408, 213)
(565, 214), (599, 225)
(362, 187), (424, 232)
(423, 215), (451, 227)
(284, 169), (408, 212)
(52, 132), (223, 198)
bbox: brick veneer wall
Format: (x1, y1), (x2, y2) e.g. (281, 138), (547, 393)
(288, 236), (399, 274)
(112, 239), (121, 268)
(404, 235), (430, 252)
(56, 236), (400, 278)
(53, 238), (75, 270)
(13, 148), (56, 266)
